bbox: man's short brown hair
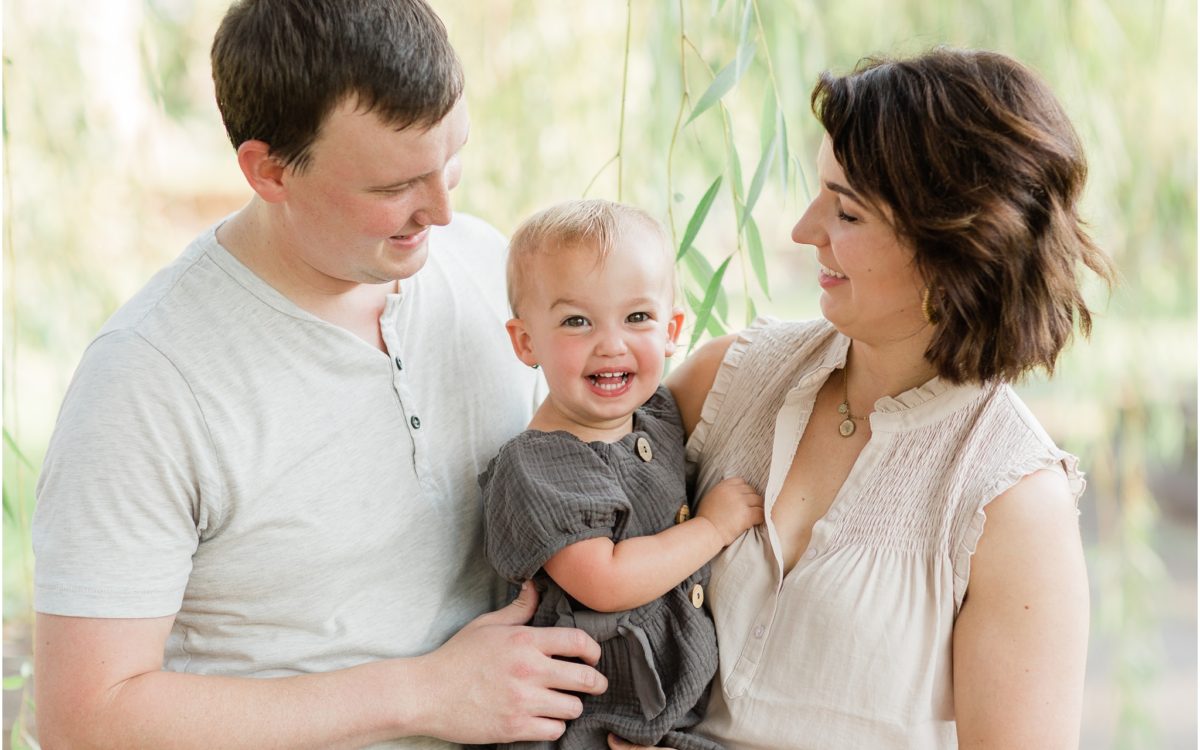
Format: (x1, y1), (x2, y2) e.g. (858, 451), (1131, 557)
(211, 0), (463, 172)
(812, 47), (1115, 384)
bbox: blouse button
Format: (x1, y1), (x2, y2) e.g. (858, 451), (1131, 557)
(635, 436), (653, 462)
(689, 583), (705, 608)
(753, 624), (766, 639)
(410, 416), (421, 429)
(804, 549), (817, 560)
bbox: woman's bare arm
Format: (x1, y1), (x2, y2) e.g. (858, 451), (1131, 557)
(952, 468), (1089, 748)
(665, 334), (736, 437)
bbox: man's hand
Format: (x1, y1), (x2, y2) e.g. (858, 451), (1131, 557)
(696, 477), (764, 546)
(412, 581), (608, 743)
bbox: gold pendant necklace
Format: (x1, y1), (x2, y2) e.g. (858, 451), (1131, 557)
(837, 368), (870, 437)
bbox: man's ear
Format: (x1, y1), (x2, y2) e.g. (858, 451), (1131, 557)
(505, 318), (539, 368)
(664, 307), (686, 357)
(235, 140), (288, 203)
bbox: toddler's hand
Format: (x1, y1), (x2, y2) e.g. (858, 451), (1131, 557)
(696, 477), (764, 546)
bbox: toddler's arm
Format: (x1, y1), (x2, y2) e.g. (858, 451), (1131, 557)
(542, 478), (763, 613)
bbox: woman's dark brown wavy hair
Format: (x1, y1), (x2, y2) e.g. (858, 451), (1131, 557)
(812, 47), (1115, 384)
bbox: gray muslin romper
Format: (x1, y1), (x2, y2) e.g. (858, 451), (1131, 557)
(480, 386), (723, 750)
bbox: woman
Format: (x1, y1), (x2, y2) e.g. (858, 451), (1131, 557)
(611, 47), (1113, 749)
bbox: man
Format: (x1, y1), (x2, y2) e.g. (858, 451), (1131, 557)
(31, 1), (606, 747)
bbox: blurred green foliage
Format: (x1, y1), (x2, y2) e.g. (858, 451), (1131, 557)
(3, 0), (1195, 747)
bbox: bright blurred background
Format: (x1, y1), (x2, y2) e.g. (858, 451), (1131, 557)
(2, 1), (1195, 747)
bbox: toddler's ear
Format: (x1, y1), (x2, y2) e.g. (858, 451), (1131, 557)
(664, 307), (686, 357)
(505, 318), (539, 367)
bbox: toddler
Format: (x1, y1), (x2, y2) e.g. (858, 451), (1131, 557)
(480, 199), (763, 749)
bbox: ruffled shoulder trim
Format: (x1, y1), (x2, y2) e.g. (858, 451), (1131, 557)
(951, 449), (1086, 613)
(685, 316), (774, 465)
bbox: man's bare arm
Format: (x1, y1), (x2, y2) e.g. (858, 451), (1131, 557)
(36, 582), (606, 750)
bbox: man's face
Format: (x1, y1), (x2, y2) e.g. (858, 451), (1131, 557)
(275, 97), (469, 288)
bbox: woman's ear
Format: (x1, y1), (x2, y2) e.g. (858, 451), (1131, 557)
(505, 318), (539, 368)
(235, 140), (288, 203)
(664, 307), (686, 357)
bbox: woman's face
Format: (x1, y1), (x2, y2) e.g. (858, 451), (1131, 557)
(792, 135), (929, 346)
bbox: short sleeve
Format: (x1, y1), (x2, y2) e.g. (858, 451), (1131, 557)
(685, 316), (778, 466)
(480, 432), (632, 581)
(950, 388), (1088, 612)
(32, 329), (222, 618)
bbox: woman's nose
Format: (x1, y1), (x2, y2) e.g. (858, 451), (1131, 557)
(791, 199), (826, 247)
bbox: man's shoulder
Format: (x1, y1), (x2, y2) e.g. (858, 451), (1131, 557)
(99, 226), (235, 340)
(423, 212), (513, 318)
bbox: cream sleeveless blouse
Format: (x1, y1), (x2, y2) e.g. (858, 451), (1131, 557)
(687, 318), (1084, 749)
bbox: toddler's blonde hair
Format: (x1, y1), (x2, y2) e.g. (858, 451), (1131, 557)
(506, 199), (672, 316)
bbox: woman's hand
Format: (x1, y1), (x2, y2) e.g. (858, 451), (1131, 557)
(607, 733), (674, 750)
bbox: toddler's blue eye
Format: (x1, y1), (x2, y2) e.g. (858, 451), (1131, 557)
(563, 316), (589, 328)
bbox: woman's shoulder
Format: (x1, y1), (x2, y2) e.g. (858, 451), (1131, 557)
(948, 382), (1086, 611)
(669, 317), (838, 437)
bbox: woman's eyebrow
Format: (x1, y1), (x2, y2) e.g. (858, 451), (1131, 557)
(824, 180), (862, 203)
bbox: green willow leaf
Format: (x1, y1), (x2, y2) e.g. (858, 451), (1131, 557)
(727, 136), (746, 231)
(684, 41), (757, 126)
(676, 176), (723, 261)
(760, 88), (777, 153)
(689, 255), (732, 351)
(685, 289), (726, 339)
(777, 107), (790, 193)
(4, 428), (34, 470)
(745, 214), (770, 299)
(742, 129), (778, 229)
(3, 486), (17, 526)
(738, 0), (754, 50)
(746, 295), (758, 326)
(681, 246), (729, 320)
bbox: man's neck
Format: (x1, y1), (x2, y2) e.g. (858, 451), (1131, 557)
(216, 201), (395, 352)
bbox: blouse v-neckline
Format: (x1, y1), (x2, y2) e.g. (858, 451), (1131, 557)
(762, 332), (981, 581)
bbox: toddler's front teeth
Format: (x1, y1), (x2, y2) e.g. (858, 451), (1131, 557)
(589, 372), (630, 391)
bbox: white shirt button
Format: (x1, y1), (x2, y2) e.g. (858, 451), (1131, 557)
(753, 624), (766, 639)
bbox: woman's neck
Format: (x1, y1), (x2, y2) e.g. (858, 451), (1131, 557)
(843, 334), (939, 409)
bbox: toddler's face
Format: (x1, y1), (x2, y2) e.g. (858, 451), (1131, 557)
(507, 226), (683, 434)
